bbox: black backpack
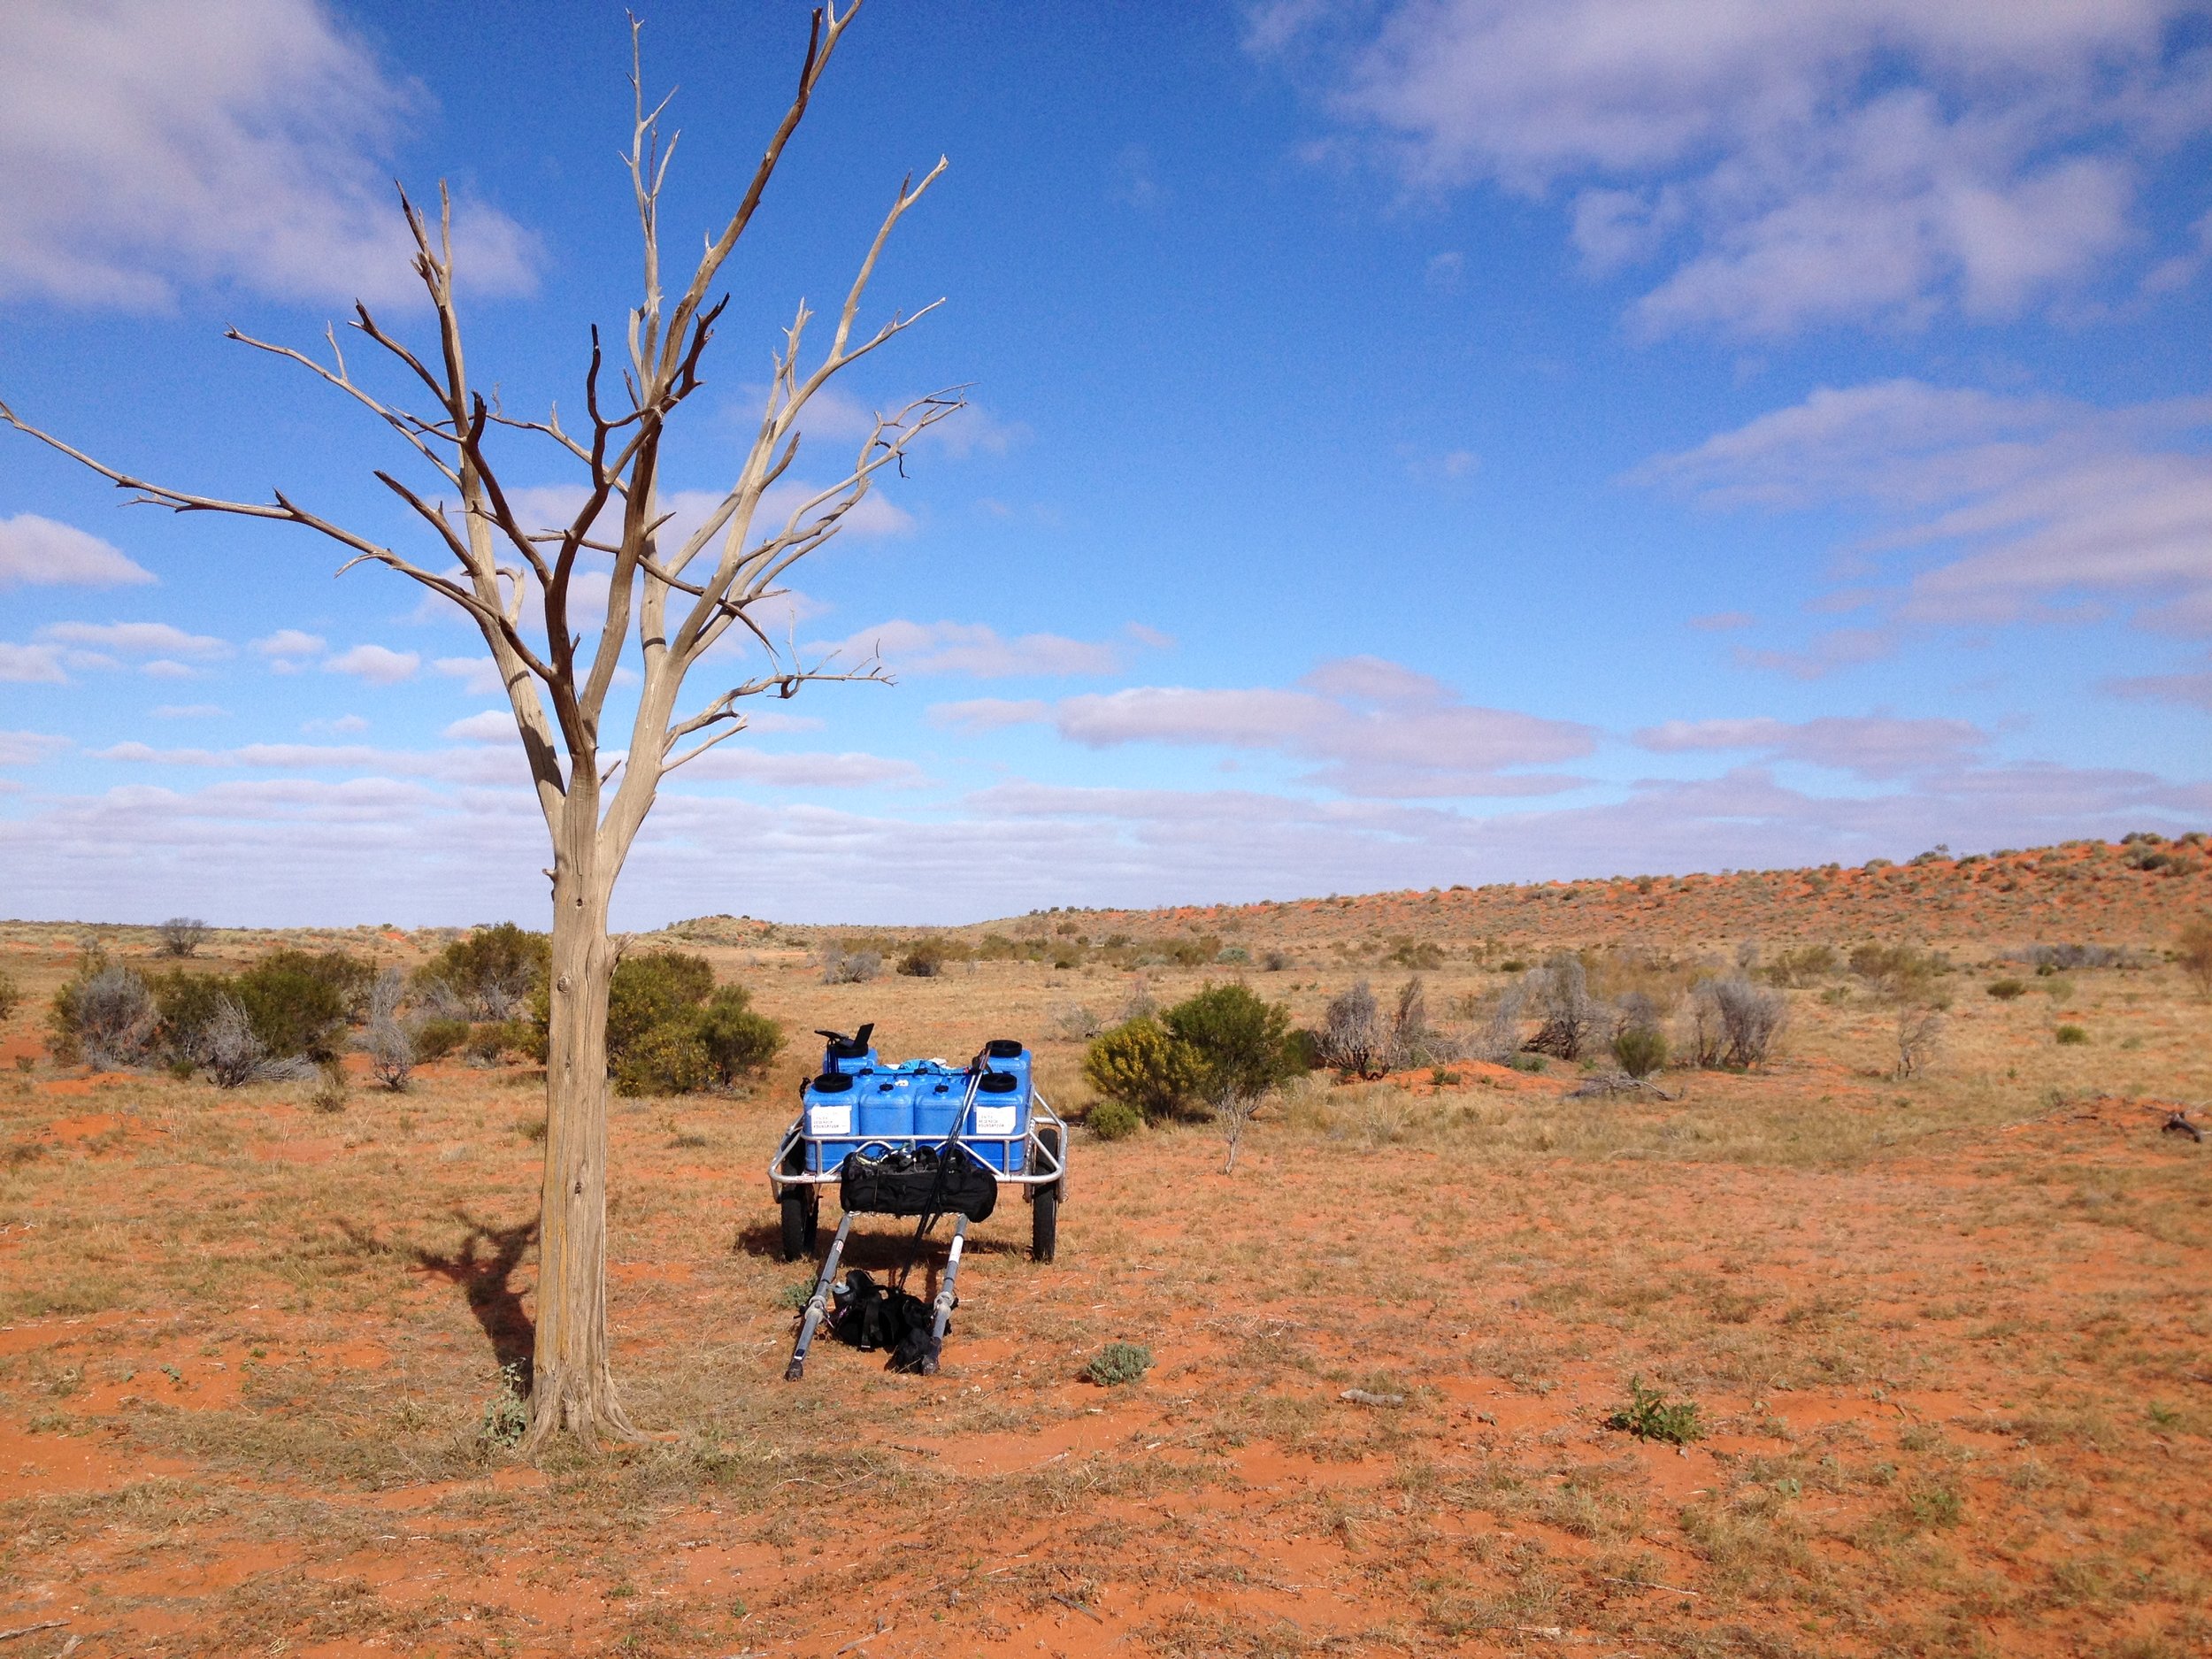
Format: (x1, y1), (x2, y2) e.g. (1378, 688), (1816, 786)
(829, 1269), (949, 1371)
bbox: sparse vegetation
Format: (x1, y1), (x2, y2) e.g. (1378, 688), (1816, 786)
(1605, 1376), (1701, 1444)
(1085, 1341), (1153, 1386)
(157, 916), (210, 957)
(2055, 1024), (2090, 1045)
(1081, 1017), (1200, 1121)
(2179, 911), (2212, 997)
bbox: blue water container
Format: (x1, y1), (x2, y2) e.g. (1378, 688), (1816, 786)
(980, 1039), (1031, 1089)
(856, 1072), (915, 1141)
(802, 1071), (866, 1171)
(911, 1072), (964, 1141)
(966, 1068), (1031, 1173)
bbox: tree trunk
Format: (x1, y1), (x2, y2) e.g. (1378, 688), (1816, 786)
(522, 809), (638, 1449)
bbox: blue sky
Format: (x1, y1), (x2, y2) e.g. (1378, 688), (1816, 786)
(2, 0), (2208, 926)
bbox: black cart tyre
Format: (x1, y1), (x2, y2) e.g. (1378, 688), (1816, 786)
(1031, 1125), (1062, 1263)
(1032, 1184), (1057, 1263)
(780, 1193), (816, 1263)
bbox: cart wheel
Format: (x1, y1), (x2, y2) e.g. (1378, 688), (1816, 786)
(1031, 1183), (1057, 1263)
(1031, 1125), (1062, 1263)
(780, 1193), (817, 1263)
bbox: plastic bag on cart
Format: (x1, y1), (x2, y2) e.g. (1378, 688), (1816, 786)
(839, 1144), (997, 1221)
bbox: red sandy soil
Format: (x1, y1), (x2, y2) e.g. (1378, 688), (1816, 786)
(0, 840), (2205, 1656)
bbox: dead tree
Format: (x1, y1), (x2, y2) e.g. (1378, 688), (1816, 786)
(0, 5), (956, 1448)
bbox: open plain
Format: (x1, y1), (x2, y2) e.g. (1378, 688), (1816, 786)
(0, 839), (2208, 1658)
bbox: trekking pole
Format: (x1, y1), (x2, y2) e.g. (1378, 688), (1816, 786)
(784, 1209), (855, 1382)
(894, 1065), (983, 1294)
(920, 1212), (968, 1377)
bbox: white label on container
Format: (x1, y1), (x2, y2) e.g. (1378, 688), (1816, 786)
(973, 1104), (1018, 1136)
(808, 1105), (852, 1137)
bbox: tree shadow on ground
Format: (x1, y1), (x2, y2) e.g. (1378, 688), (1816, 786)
(403, 1211), (541, 1384)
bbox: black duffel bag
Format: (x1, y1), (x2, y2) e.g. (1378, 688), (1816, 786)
(839, 1144), (997, 1221)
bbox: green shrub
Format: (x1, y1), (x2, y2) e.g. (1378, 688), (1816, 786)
(614, 1021), (714, 1096)
(1081, 1017), (1200, 1121)
(1084, 1341), (1152, 1386)
(1161, 982), (1302, 1106)
(0, 971), (18, 1024)
(695, 986), (782, 1086)
(603, 951), (780, 1095)
(895, 939), (949, 977)
(255, 949), (375, 1021)
(1086, 1099), (1144, 1140)
(1508, 1052), (1546, 1074)
(150, 970), (252, 1071)
(1986, 979), (2027, 999)
(2055, 1024), (2089, 1045)
(413, 1018), (470, 1062)
(1613, 1025), (1669, 1078)
(1605, 1376), (1701, 1444)
(479, 1363), (530, 1448)
(233, 959), (347, 1059)
(418, 923), (549, 1018)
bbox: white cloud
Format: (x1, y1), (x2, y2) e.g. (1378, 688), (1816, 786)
(434, 656), (509, 696)
(0, 0), (535, 309)
(141, 659), (201, 680)
(0, 513), (154, 588)
(443, 710), (516, 744)
(1254, 0), (2212, 334)
(1046, 655), (1597, 798)
(820, 620), (1125, 679)
(252, 629), (326, 671)
(324, 643), (419, 684)
(1635, 380), (2212, 638)
(2105, 656), (2212, 711)
(4, 743), (2205, 925)
(0, 730), (68, 765)
(672, 749), (931, 789)
(1634, 713), (1987, 777)
(92, 738), (517, 785)
(0, 644), (68, 683)
(37, 619), (231, 659)
(303, 714), (370, 735)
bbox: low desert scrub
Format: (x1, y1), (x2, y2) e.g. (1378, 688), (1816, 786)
(1084, 1342), (1152, 1386)
(1605, 1376), (1702, 1443)
(0, 971), (18, 1025)
(818, 947), (881, 984)
(1683, 975), (1786, 1069)
(413, 923), (547, 1020)
(596, 950), (781, 1095)
(157, 917), (210, 958)
(2178, 911), (2212, 997)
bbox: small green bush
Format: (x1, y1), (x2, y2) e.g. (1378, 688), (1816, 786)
(1087, 1099), (1144, 1140)
(1162, 982), (1303, 1105)
(1605, 1376), (1701, 1444)
(413, 1018), (470, 1062)
(0, 971), (18, 1024)
(1081, 1017), (1200, 1120)
(1084, 1341), (1152, 1386)
(695, 986), (782, 1085)
(233, 958), (348, 1059)
(1986, 979), (2027, 999)
(1613, 1025), (1669, 1078)
(604, 952), (780, 1095)
(418, 923), (549, 1019)
(1509, 1052), (1547, 1074)
(479, 1363), (530, 1448)
(2055, 1024), (2089, 1045)
(895, 939), (949, 977)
